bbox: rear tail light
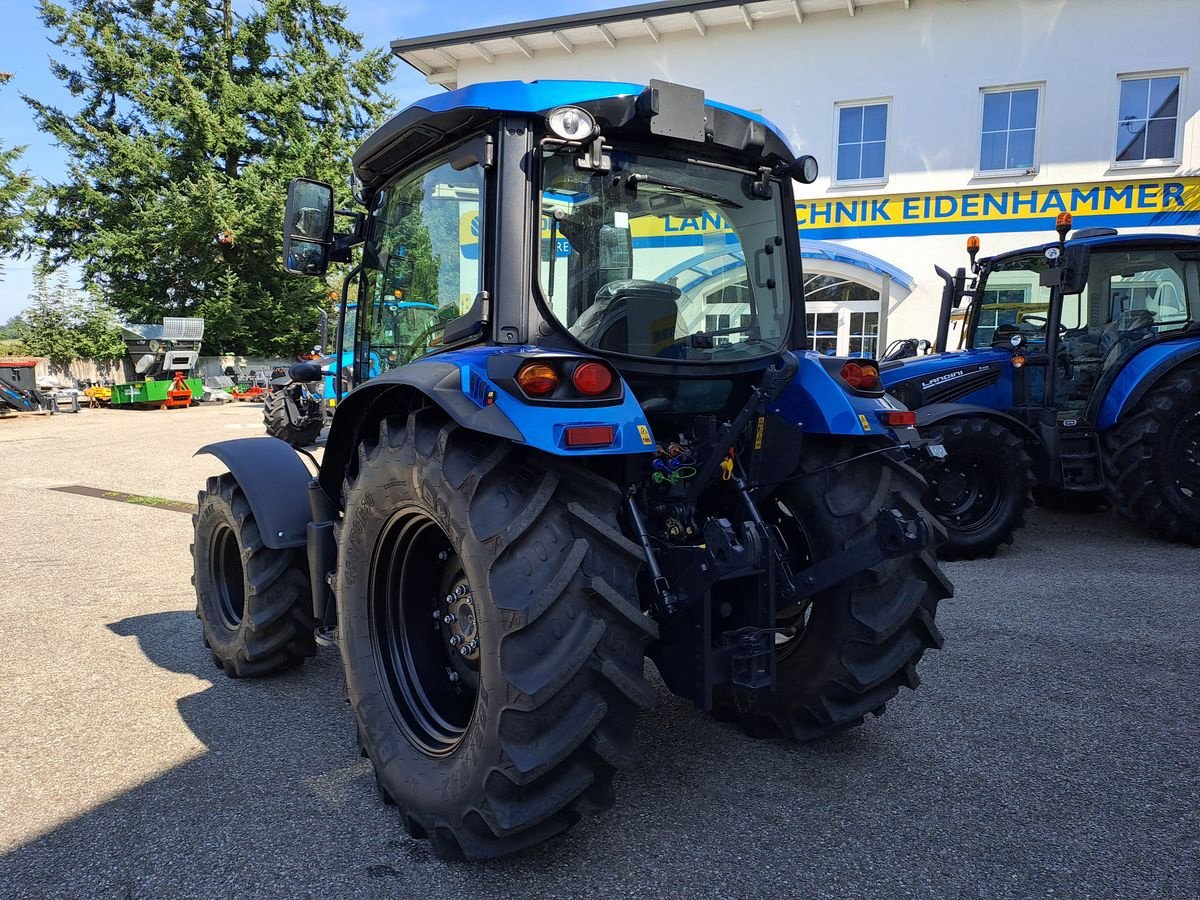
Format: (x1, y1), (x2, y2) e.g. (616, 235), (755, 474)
(564, 425), (615, 447)
(516, 362), (558, 395)
(571, 361), (614, 396)
(880, 410), (916, 427)
(840, 362), (879, 390)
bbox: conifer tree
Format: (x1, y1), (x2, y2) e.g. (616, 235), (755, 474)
(26, 0), (393, 354)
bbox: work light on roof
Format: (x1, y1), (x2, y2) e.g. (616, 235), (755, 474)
(547, 106), (597, 142)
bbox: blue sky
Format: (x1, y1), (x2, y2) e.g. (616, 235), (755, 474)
(0, 0), (612, 321)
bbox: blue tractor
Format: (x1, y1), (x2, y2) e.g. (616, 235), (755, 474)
(191, 80), (952, 858)
(880, 216), (1200, 558)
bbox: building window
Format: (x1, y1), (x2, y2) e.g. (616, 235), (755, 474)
(1116, 73), (1181, 163)
(979, 87), (1039, 173)
(806, 312), (839, 355)
(848, 311), (879, 358)
(835, 101), (888, 183)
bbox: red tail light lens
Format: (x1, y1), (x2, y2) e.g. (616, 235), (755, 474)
(516, 363), (558, 395)
(571, 362), (614, 396)
(880, 410), (916, 427)
(840, 362), (879, 390)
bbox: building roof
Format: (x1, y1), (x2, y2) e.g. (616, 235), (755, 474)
(392, 0), (912, 88)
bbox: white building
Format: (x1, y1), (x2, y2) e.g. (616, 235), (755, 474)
(392, 0), (1200, 355)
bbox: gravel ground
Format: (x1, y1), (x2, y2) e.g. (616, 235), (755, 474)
(0, 403), (1197, 899)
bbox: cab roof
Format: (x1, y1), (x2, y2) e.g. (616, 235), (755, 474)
(352, 79), (793, 189)
(983, 231), (1200, 268)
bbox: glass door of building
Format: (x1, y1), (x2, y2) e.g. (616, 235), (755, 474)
(804, 273), (880, 357)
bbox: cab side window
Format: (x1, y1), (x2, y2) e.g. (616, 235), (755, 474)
(360, 157), (485, 371)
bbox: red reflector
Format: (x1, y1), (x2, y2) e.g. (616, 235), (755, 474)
(572, 361), (614, 396)
(881, 410), (916, 427)
(564, 425), (615, 447)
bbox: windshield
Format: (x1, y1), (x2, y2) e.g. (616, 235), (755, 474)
(538, 148), (793, 361)
(972, 254), (1056, 348)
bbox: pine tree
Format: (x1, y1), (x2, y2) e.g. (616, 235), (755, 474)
(0, 73), (34, 278)
(25, 0), (393, 354)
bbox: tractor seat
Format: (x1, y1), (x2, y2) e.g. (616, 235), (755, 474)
(1098, 309), (1156, 364)
(570, 279), (681, 356)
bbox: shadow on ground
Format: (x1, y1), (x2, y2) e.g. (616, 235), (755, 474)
(3, 507), (1199, 898)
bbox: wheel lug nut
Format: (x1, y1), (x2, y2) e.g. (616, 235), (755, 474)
(443, 613), (456, 624)
(437, 550), (448, 561)
(444, 593), (455, 604)
(459, 646), (470, 657)
(449, 635), (461, 646)
(448, 671), (459, 683)
(454, 584), (467, 597)
(468, 639), (478, 651)
(432, 610), (441, 621)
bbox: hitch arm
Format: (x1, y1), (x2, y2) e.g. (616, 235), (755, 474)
(775, 504), (933, 618)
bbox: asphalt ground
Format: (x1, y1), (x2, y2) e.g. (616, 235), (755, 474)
(0, 403), (1197, 898)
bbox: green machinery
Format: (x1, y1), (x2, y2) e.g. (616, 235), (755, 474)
(110, 317), (205, 408)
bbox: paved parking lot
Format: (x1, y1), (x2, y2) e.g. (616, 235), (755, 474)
(0, 403), (1197, 898)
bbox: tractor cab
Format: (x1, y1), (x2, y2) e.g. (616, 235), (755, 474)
(961, 225), (1200, 426)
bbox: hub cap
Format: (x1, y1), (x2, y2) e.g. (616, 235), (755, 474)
(926, 457), (1003, 533)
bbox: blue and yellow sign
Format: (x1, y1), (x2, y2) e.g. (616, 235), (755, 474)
(460, 176), (1200, 252)
(798, 176), (1200, 240)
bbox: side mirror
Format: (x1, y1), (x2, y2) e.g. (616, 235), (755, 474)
(1038, 245), (1089, 294)
(283, 178), (334, 276)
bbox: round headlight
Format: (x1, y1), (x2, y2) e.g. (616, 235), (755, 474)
(795, 155), (819, 184)
(547, 106), (596, 142)
(1010, 333), (1024, 348)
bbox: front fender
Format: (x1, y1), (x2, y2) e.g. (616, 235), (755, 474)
(767, 352), (908, 438)
(913, 402), (1041, 446)
(195, 437), (314, 549)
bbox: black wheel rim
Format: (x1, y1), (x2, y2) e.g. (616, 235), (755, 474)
(211, 525), (245, 629)
(370, 508), (478, 758)
(925, 456), (1004, 534)
(1169, 409), (1200, 500)
(767, 497), (815, 661)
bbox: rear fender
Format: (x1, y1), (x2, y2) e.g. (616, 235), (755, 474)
(319, 347), (656, 505)
(767, 352), (908, 438)
(913, 402), (1041, 447)
(195, 437), (314, 549)
(1096, 340), (1200, 430)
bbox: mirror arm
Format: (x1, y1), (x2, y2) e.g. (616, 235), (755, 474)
(329, 213), (367, 263)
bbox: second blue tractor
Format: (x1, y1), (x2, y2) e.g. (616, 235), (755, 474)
(881, 217), (1200, 558)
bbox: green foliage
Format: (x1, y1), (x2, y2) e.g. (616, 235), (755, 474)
(25, 0), (394, 355)
(0, 73), (34, 276)
(17, 269), (127, 365)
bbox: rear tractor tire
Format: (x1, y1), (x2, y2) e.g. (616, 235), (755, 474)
(192, 474), (318, 676)
(712, 438), (953, 740)
(263, 388), (323, 448)
(920, 416), (1034, 560)
(336, 410), (656, 859)
(1103, 365), (1200, 544)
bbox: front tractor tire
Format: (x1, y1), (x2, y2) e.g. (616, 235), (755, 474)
(713, 439), (952, 740)
(1103, 365), (1200, 544)
(193, 474), (318, 676)
(263, 388), (323, 448)
(336, 410), (655, 860)
(919, 416), (1034, 560)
